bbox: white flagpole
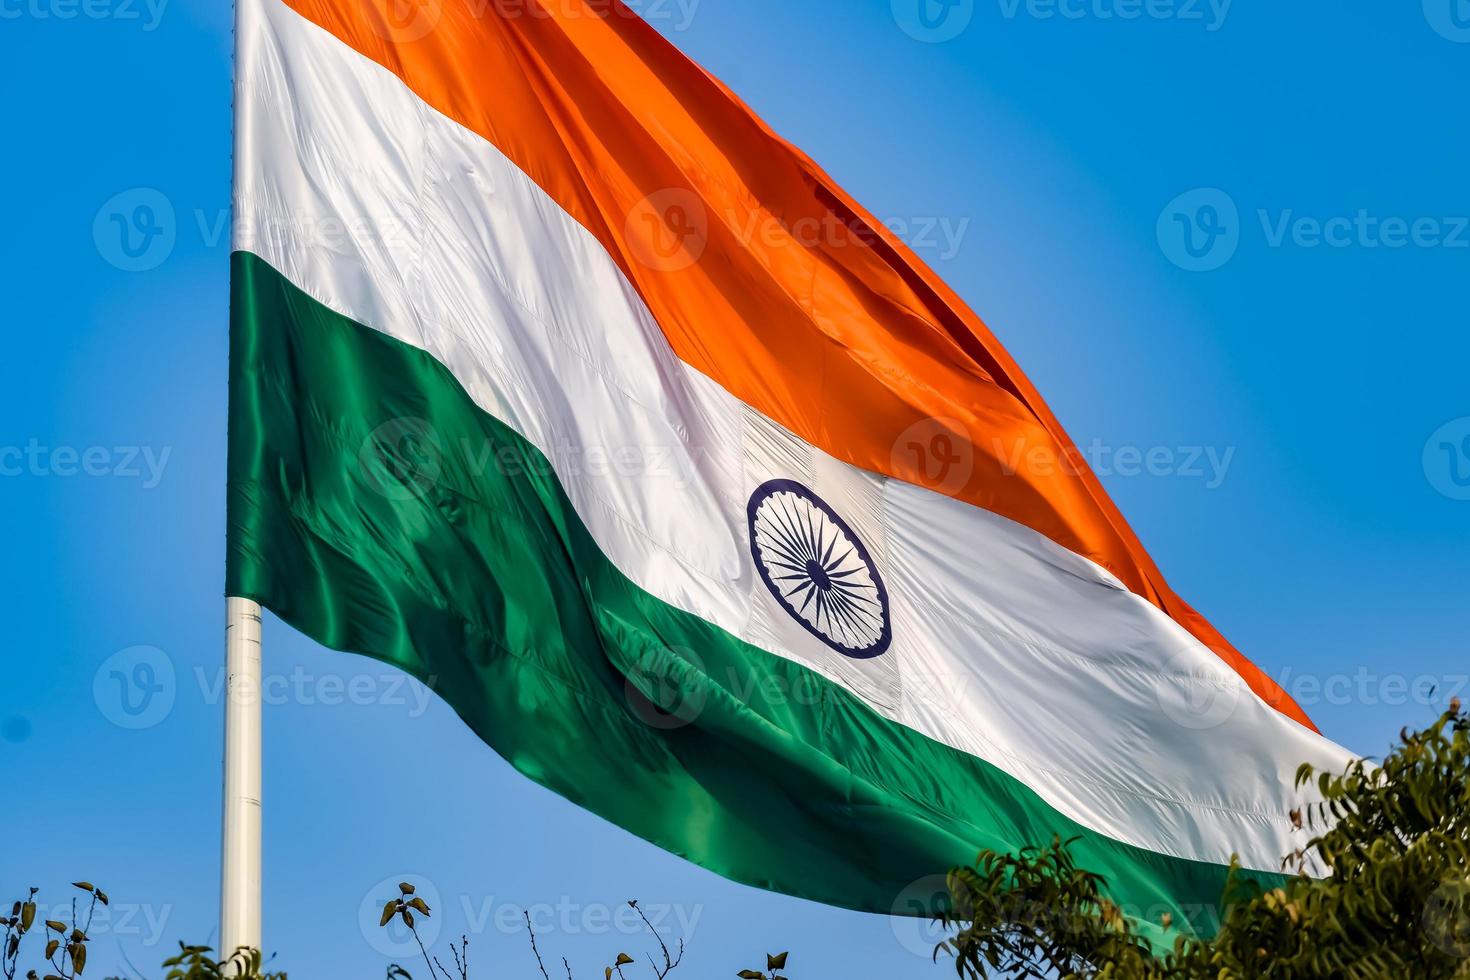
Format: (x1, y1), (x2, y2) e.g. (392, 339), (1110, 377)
(221, 597), (263, 959)
(223, 0), (262, 963)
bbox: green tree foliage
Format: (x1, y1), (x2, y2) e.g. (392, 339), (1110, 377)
(938, 702), (1470, 978)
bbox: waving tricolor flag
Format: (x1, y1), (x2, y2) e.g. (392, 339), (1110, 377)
(225, 0), (1353, 945)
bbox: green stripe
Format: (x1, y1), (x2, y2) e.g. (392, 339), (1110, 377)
(227, 250), (1273, 943)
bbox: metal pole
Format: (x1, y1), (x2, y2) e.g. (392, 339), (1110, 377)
(223, 0), (261, 961)
(221, 597), (263, 959)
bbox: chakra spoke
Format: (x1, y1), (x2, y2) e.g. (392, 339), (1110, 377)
(793, 580), (819, 614)
(819, 525), (840, 568)
(761, 517), (810, 566)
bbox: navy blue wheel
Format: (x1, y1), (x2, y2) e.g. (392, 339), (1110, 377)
(747, 479), (892, 659)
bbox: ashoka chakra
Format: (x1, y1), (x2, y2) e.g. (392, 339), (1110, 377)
(747, 479), (892, 659)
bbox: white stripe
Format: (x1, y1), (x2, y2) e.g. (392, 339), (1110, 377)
(236, 0), (1354, 873)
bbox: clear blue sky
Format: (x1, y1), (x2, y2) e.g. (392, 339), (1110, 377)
(2, 1), (1467, 976)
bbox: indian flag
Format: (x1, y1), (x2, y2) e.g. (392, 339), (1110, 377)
(228, 0), (1353, 939)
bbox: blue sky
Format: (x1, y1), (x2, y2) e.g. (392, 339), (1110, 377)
(2, 0), (1467, 976)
